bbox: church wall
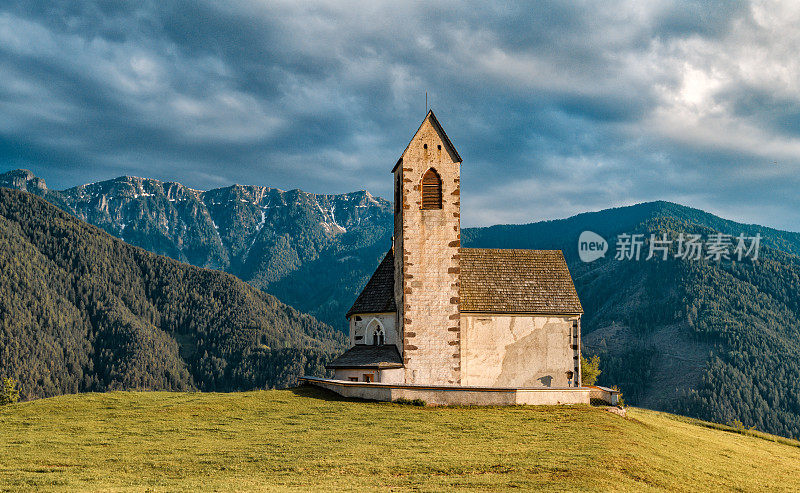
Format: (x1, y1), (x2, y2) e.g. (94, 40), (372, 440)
(332, 368), (403, 384)
(393, 170), (405, 365)
(396, 118), (462, 386)
(378, 368), (404, 384)
(334, 369), (376, 382)
(302, 377), (594, 405)
(349, 312), (398, 350)
(460, 314), (580, 388)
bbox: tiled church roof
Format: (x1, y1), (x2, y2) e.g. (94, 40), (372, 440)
(347, 248), (583, 317)
(459, 248), (583, 315)
(325, 345), (404, 369)
(345, 250), (396, 317)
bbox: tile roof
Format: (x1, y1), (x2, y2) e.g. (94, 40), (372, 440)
(345, 250), (396, 317)
(460, 248), (583, 315)
(326, 344), (404, 369)
(346, 248), (583, 317)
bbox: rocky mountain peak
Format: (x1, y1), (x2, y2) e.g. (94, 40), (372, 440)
(0, 169), (393, 305)
(0, 169), (48, 193)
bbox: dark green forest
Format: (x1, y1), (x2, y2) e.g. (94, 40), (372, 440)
(0, 169), (392, 333)
(0, 189), (345, 400)
(5, 170), (800, 440)
(469, 213), (800, 439)
(672, 251), (800, 439)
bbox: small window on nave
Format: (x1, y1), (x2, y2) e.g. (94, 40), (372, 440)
(366, 320), (385, 346)
(372, 326), (385, 346)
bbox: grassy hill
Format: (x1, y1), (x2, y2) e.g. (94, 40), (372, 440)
(1, 388), (799, 491)
(0, 189), (344, 399)
(463, 200), (800, 260)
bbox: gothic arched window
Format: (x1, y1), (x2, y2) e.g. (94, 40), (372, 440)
(367, 319), (385, 346)
(421, 168), (442, 210)
(373, 327), (384, 346)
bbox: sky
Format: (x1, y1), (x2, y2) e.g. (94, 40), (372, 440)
(1, 1), (800, 230)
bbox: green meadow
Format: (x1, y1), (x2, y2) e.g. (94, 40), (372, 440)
(1, 386), (799, 492)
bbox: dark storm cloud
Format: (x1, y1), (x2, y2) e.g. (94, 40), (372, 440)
(1, 0), (799, 230)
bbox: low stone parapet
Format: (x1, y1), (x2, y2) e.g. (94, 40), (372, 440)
(299, 376), (591, 406)
(586, 385), (622, 406)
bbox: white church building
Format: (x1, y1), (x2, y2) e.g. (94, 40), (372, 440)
(304, 111), (618, 406)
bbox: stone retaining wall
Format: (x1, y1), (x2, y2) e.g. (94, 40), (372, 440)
(299, 377), (605, 406)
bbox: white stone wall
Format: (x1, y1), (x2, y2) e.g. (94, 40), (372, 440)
(332, 368), (403, 384)
(379, 368), (405, 384)
(394, 115), (462, 385)
(303, 377), (591, 405)
(334, 369), (377, 382)
(461, 314), (580, 388)
(348, 312), (398, 350)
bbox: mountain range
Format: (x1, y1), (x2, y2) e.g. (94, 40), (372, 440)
(3, 169), (800, 439)
(464, 203), (800, 439)
(0, 187), (344, 400)
(0, 169), (392, 332)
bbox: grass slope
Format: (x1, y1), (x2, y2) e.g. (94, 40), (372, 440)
(1, 388), (799, 492)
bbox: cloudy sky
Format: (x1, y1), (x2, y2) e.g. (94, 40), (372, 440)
(1, 1), (799, 229)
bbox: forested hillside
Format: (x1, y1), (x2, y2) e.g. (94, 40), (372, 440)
(465, 207), (800, 439)
(0, 169), (391, 331)
(0, 189), (344, 400)
(6, 170), (800, 439)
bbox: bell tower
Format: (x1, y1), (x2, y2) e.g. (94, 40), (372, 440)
(392, 110), (462, 385)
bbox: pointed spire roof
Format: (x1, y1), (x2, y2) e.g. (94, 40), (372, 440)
(392, 110), (462, 172)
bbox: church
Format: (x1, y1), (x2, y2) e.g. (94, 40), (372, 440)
(324, 110), (585, 391)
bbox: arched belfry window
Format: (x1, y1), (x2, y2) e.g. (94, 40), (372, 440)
(421, 168), (442, 210)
